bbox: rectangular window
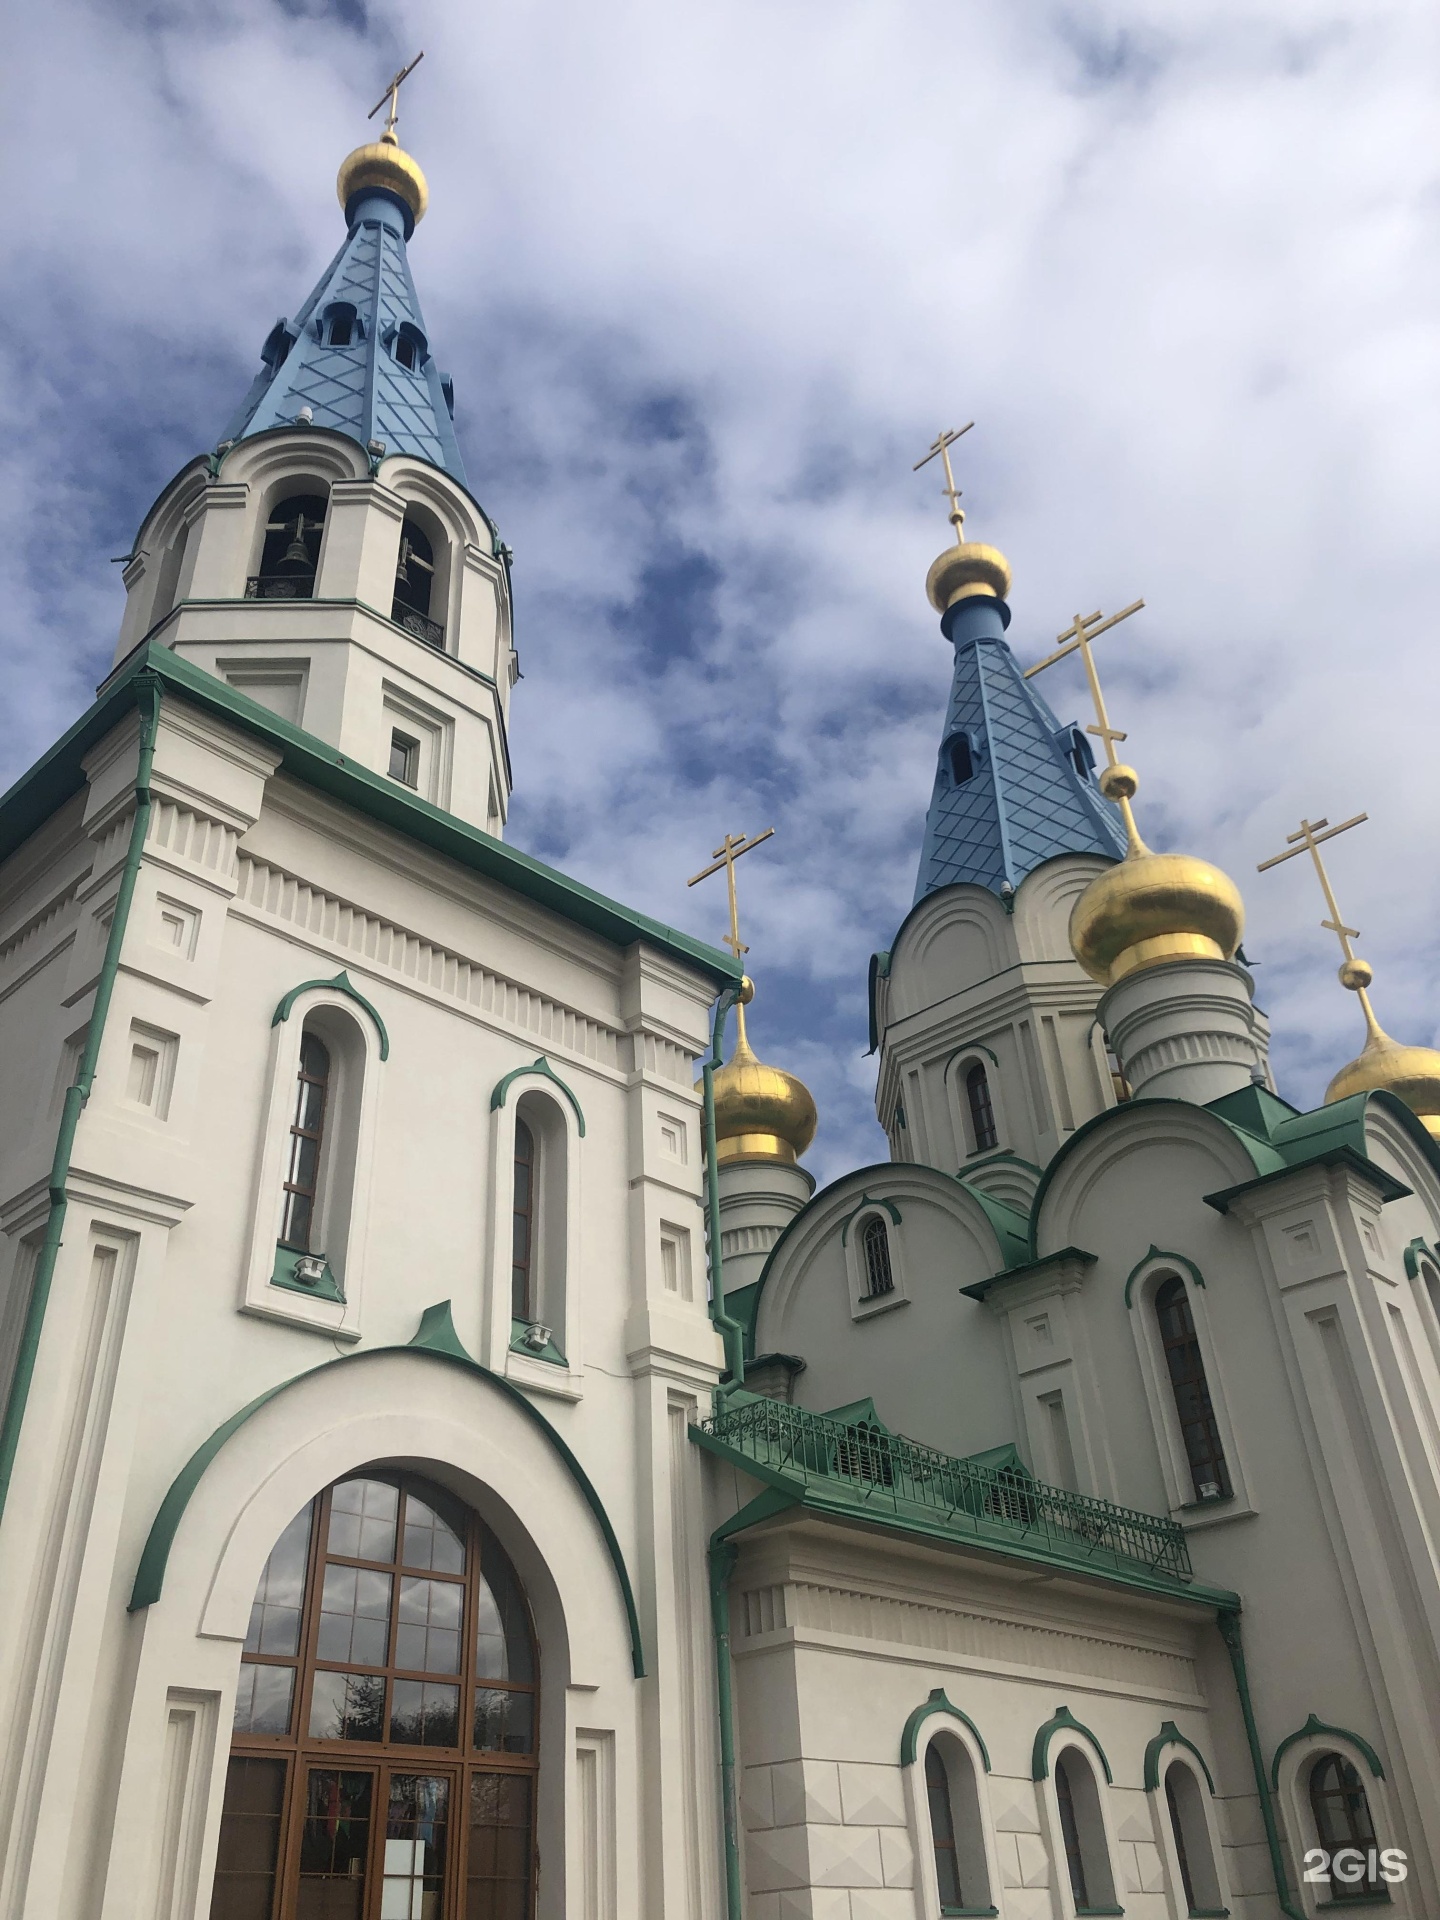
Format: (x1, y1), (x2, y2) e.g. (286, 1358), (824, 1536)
(125, 1020), (178, 1119)
(659, 1226), (692, 1300)
(210, 1756), (287, 1920)
(388, 729), (419, 787)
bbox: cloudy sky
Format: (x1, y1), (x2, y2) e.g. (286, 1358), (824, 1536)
(6, 0), (1439, 1181)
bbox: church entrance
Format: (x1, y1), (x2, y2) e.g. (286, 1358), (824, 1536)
(210, 1470), (538, 1918)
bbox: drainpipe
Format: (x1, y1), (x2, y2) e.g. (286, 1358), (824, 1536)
(709, 1539), (743, 1920)
(702, 985), (746, 1387)
(1217, 1608), (1304, 1920)
(0, 672), (163, 1526)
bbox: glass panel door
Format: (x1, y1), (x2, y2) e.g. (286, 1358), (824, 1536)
(296, 1769), (374, 1919)
(381, 1774), (450, 1919)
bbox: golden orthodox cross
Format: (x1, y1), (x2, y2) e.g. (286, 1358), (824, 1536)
(369, 51), (425, 139)
(687, 828), (776, 965)
(1256, 812), (1370, 967)
(913, 424), (974, 544)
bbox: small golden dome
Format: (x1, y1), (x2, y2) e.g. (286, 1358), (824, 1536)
(337, 130), (429, 232)
(1069, 775), (1244, 988)
(1325, 980), (1440, 1140)
(926, 541), (1013, 614)
(704, 989), (817, 1166)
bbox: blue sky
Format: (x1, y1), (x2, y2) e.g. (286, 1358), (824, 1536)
(5, 0), (1440, 1181)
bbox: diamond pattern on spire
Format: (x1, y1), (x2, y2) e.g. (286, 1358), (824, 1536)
(221, 211), (468, 487)
(914, 629), (1126, 904)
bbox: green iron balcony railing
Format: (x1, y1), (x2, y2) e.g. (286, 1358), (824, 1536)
(694, 1395), (1193, 1583)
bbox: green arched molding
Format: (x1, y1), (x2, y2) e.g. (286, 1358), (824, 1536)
(1269, 1713), (1385, 1791)
(839, 1193), (903, 1247)
(272, 970), (390, 1061)
(1143, 1720), (1216, 1795)
(489, 1056), (586, 1137)
(1032, 1704), (1114, 1784)
(900, 1687), (992, 1771)
(1124, 1245), (1206, 1308)
(1403, 1236), (1436, 1280)
(129, 1300), (643, 1677)
(944, 1041), (1000, 1073)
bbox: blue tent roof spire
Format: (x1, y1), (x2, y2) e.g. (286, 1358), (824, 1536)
(914, 566), (1126, 905)
(219, 131), (467, 486)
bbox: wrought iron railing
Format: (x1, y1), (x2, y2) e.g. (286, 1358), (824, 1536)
(695, 1396), (1192, 1581)
(391, 601), (445, 649)
(246, 573), (316, 600)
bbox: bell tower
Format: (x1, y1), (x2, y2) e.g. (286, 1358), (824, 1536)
(111, 86), (516, 838)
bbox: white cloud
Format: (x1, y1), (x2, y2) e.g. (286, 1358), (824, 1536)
(4, 0), (1439, 1183)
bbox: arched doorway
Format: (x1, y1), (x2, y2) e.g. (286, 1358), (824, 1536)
(211, 1469), (538, 1918)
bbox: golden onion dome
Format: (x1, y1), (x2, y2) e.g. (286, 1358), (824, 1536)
(926, 541), (1013, 614)
(705, 983), (817, 1166)
(1324, 960), (1440, 1139)
(1068, 765), (1245, 987)
(337, 129), (429, 233)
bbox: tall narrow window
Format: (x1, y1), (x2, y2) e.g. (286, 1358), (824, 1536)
(966, 1064), (997, 1153)
(1309, 1754), (1383, 1897)
(252, 492), (327, 600)
(322, 302), (357, 347)
(512, 1120), (535, 1322)
(1166, 1766), (1196, 1911)
(213, 1473), (538, 1919)
(860, 1216), (894, 1299)
(1165, 1762), (1224, 1914)
(1155, 1277), (1232, 1501)
(280, 1033), (330, 1253)
(392, 517), (442, 646)
(388, 729), (419, 787)
(946, 733), (974, 784)
(926, 1745), (964, 1909)
(1055, 1756), (1089, 1910)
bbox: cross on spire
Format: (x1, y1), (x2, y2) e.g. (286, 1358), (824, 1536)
(1023, 601), (1146, 849)
(368, 51), (425, 141)
(1257, 810), (1373, 982)
(688, 828), (775, 965)
(914, 424), (974, 544)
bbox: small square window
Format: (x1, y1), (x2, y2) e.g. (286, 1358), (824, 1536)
(388, 730), (419, 787)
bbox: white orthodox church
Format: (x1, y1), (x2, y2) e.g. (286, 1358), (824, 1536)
(1, 107), (1438, 1920)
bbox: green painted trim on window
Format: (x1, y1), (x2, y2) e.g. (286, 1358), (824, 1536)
(0, 640), (741, 988)
(270, 1244), (345, 1304)
(1124, 1246), (1205, 1309)
(272, 970), (390, 1060)
(899, 1688), (992, 1770)
(1032, 1704), (1113, 1783)
(839, 1193), (903, 1247)
(509, 1318), (568, 1366)
(1269, 1713), (1385, 1791)
(0, 672), (164, 1527)
(1402, 1236), (1435, 1280)
(489, 1056), (586, 1136)
(944, 1042), (1000, 1073)
(129, 1300), (646, 1678)
(1143, 1720), (1216, 1795)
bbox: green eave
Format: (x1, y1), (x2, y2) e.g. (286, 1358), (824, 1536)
(0, 642), (742, 990)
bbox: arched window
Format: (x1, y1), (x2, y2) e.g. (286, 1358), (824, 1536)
(1154, 1277), (1231, 1501)
(280, 1031), (330, 1254)
(392, 324), (427, 372)
(253, 492), (327, 600)
(966, 1064), (997, 1153)
(1165, 1761), (1224, 1914)
(322, 302), (358, 348)
(211, 1471), (538, 1919)
(945, 733), (974, 785)
(512, 1119), (535, 1323)
(1309, 1753), (1383, 1896)
(923, 1737), (992, 1913)
(860, 1216), (894, 1299)
(393, 516), (443, 646)
(1054, 1749), (1116, 1913)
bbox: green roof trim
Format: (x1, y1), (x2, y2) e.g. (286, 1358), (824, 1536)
(1204, 1145), (1410, 1214)
(1143, 1720), (1216, 1795)
(489, 1056), (587, 1136)
(955, 1180), (1032, 1271)
(900, 1688), (992, 1771)
(1269, 1713), (1385, 1791)
(1123, 1246), (1205, 1309)
(1032, 1704), (1113, 1784)
(273, 969), (391, 1060)
(5, 640), (741, 989)
(130, 1299), (646, 1678)
(961, 1246), (1095, 1303)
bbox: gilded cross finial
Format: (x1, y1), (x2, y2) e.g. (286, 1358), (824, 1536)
(1256, 812), (1379, 1034)
(914, 424), (974, 545)
(1023, 601), (1146, 851)
(688, 828), (775, 967)
(368, 51), (425, 142)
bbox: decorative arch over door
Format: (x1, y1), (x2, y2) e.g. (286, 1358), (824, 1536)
(211, 1466), (538, 1919)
